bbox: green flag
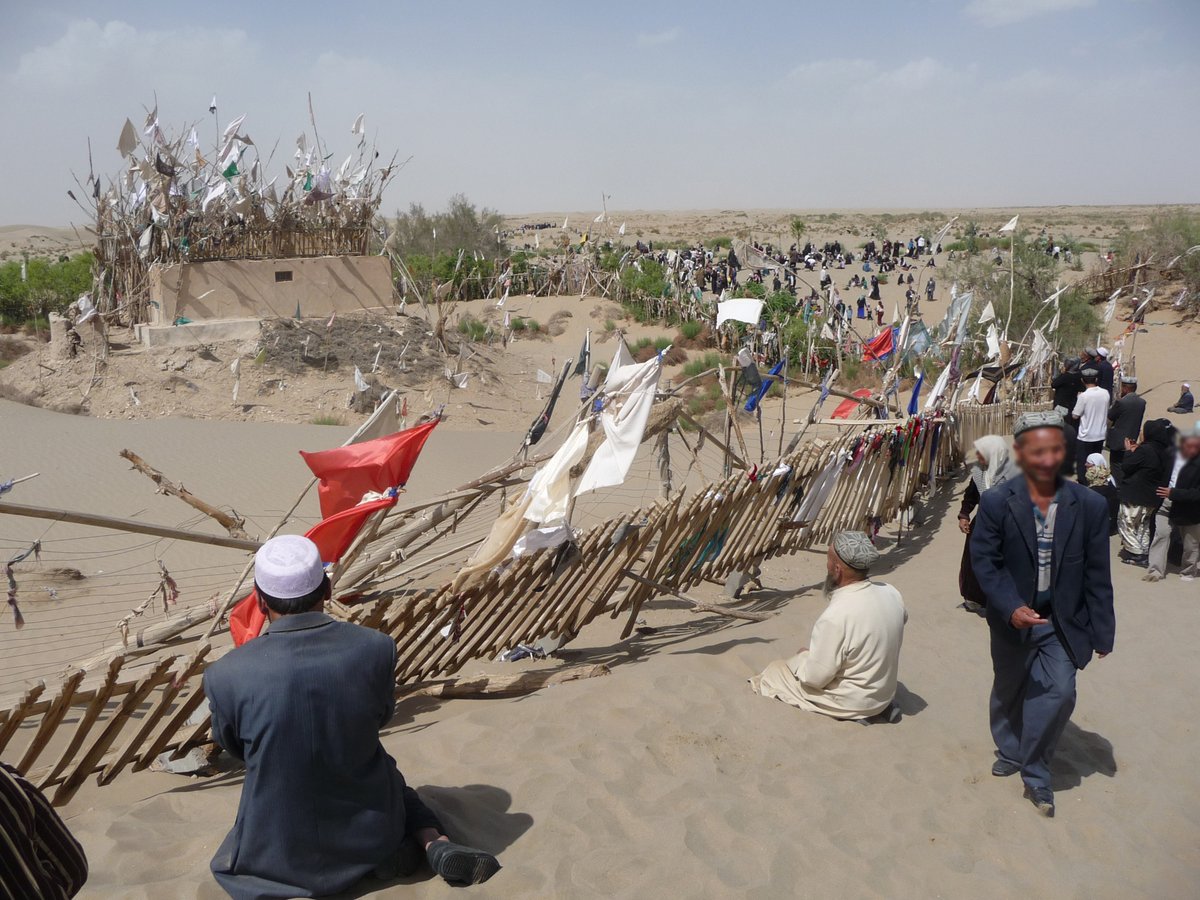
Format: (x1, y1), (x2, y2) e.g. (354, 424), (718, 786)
(304, 171), (313, 191)
(222, 161), (239, 179)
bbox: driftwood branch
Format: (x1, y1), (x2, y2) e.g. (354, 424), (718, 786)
(621, 570), (769, 622)
(396, 664), (610, 699)
(120, 449), (249, 539)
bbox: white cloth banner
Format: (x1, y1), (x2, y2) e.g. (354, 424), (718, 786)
(923, 364), (953, 412)
(985, 324), (1001, 360)
(978, 300), (996, 324)
(716, 297), (763, 329)
(575, 354), (662, 496)
(999, 214), (1019, 233)
(524, 419), (590, 524)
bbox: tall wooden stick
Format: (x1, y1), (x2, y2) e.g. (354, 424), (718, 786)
(119, 450), (248, 539)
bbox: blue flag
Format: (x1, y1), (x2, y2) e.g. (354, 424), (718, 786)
(907, 370), (925, 416)
(745, 358), (786, 412)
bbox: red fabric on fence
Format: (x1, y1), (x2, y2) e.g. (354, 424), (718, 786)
(862, 329), (894, 362)
(229, 495), (398, 646)
(831, 389), (874, 420)
(299, 420), (438, 519)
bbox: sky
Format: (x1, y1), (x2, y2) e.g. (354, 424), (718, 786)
(0, 0), (1197, 226)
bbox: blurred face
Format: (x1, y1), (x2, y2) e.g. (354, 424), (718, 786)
(1014, 428), (1067, 486)
(1182, 437), (1200, 460)
(976, 451), (987, 467)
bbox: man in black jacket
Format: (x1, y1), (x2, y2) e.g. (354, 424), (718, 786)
(1051, 359), (1083, 416)
(1106, 376), (1146, 477)
(1157, 423), (1200, 580)
(205, 535), (501, 899)
(1117, 418), (1175, 567)
(971, 411), (1115, 818)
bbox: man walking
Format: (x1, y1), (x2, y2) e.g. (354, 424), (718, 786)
(971, 411), (1115, 818)
(1071, 369), (1109, 481)
(1117, 418), (1174, 568)
(205, 535), (500, 899)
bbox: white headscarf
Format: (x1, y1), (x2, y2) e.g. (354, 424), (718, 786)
(972, 435), (1017, 493)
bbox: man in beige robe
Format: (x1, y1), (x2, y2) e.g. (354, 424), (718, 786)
(750, 531), (907, 721)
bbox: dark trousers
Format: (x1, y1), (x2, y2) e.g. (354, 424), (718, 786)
(1076, 439), (1104, 482)
(990, 622), (1077, 791)
(1109, 448), (1125, 484)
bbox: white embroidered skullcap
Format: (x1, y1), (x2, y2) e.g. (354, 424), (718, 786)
(832, 531), (880, 572)
(1014, 410), (1065, 438)
(254, 535), (325, 599)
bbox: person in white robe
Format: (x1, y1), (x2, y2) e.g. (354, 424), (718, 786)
(750, 531), (907, 721)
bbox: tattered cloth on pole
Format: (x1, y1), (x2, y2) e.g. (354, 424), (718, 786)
(525, 361), (571, 447)
(999, 214), (1019, 233)
(1028, 329), (1054, 371)
(575, 352), (663, 496)
(572, 330), (591, 377)
(745, 358), (785, 413)
(862, 328), (895, 362)
(978, 299), (996, 325)
(299, 419), (438, 518)
(117, 118), (138, 157)
(933, 289), (975, 343)
(524, 418), (590, 525)
(985, 324), (1002, 360)
(907, 370), (925, 416)
(791, 452), (844, 524)
(6, 541), (40, 630)
(229, 495), (397, 646)
(923, 364), (953, 412)
(716, 297), (763, 329)
(905, 322), (935, 360)
(1104, 288), (1121, 324)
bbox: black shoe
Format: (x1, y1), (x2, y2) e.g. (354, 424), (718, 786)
(991, 759), (1020, 777)
(1120, 554), (1149, 568)
(1118, 548), (1132, 560)
(1023, 785), (1055, 818)
(373, 836), (424, 880)
(426, 840), (501, 886)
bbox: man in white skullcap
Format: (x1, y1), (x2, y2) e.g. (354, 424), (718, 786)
(204, 535), (500, 899)
(749, 531), (907, 722)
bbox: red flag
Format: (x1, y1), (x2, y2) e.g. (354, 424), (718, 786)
(229, 495), (397, 646)
(300, 420), (437, 519)
(862, 329), (894, 362)
(831, 389), (873, 420)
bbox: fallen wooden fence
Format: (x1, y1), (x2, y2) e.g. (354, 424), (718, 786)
(0, 400), (1034, 804)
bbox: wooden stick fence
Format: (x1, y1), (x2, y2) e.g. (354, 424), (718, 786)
(0, 400), (1031, 805)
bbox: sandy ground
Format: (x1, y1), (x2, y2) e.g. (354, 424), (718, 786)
(1, 207), (1198, 897)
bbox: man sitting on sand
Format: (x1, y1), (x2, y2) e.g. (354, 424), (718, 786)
(204, 535), (500, 900)
(1168, 383), (1194, 414)
(750, 531), (907, 722)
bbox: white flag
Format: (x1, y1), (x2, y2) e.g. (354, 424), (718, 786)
(354, 366), (369, 392)
(351, 113), (365, 135)
(230, 357), (241, 403)
(593, 212), (605, 223)
(562, 216), (568, 230)
(619, 222), (626, 236)
(985, 324), (1001, 360)
(209, 95), (217, 114)
(536, 369), (553, 384)
(821, 321), (836, 341)
(999, 214), (1019, 234)
(223, 114), (247, 139)
(979, 300), (996, 324)
(534, 233), (539, 249)
(1104, 288), (1121, 324)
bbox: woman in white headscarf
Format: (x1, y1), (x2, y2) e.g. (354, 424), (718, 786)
(1085, 451), (1119, 535)
(956, 435), (1019, 612)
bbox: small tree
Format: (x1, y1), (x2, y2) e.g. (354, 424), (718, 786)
(790, 217), (806, 245)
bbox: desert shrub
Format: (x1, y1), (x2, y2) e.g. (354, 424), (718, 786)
(680, 320), (703, 341)
(310, 414), (346, 426)
(456, 315), (488, 341)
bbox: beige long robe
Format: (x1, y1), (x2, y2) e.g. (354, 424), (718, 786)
(750, 579), (907, 719)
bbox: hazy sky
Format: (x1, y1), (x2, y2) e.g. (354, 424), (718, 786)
(1, 0), (1197, 226)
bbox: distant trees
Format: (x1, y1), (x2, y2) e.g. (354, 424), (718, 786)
(389, 194), (506, 260)
(0, 253), (93, 325)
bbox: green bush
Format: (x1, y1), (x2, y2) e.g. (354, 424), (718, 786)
(734, 281), (766, 299)
(680, 320), (703, 341)
(456, 315), (488, 341)
(682, 352), (722, 378)
(0, 253), (93, 324)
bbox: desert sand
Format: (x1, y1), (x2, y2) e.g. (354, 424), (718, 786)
(1, 209), (1198, 898)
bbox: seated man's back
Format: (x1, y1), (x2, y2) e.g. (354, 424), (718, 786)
(205, 613), (415, 899)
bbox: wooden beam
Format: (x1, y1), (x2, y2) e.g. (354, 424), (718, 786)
(0, 501), (261, 551)
(620, 570), (769, 622)
(676, 411), (749, 470)
(119, 449), (249, 539)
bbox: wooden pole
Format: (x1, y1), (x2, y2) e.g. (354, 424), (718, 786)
(119, 450), (248, 539)
(620, 570), (769, 622)
(778, 358), (787, 457)
(0, 501), (260, 551)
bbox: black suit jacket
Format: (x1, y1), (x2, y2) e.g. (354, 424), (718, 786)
(971, 476), (1116, 668)
(204, 612), (408, 900)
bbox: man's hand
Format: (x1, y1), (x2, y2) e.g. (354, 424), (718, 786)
(1010, 606), (1049, 629)
(1125, 438), (1138, 452)
(1097, 652), (1110, 659)
(1157, 486), (1172, 499)
(958, 517), (972, 535)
